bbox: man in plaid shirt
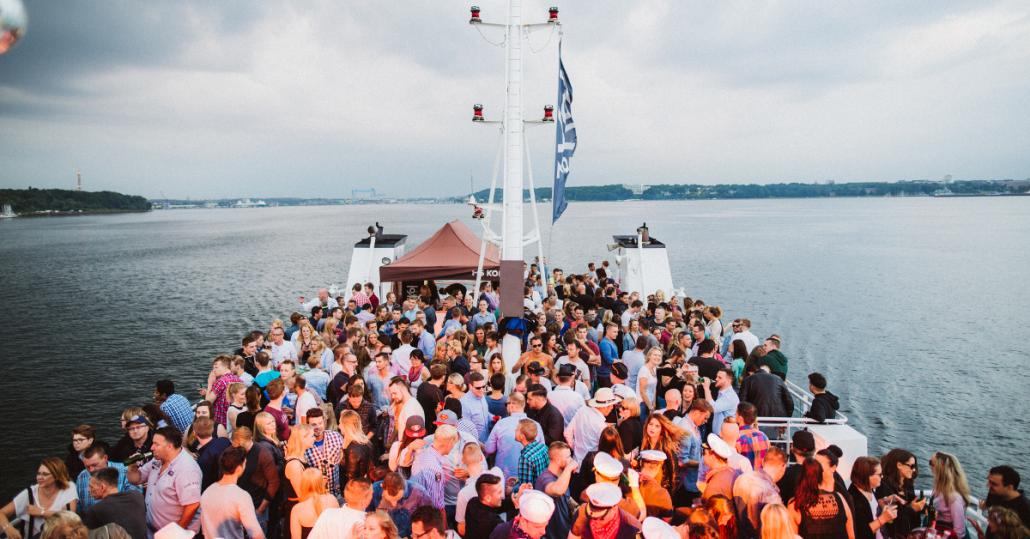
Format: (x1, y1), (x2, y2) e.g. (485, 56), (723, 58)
(202, 355), (241, 427)
(514, 420), (549, 491)
(735, 402), (770, 469)
(303, 408), (344, 497)
(154, 379), (194, 434)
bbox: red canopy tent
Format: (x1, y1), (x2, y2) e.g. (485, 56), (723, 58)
(379, 220), (500, 282)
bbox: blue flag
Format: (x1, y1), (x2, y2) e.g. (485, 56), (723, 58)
(552, 42), (577, 223)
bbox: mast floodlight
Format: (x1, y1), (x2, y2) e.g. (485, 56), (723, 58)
(470, 6), (481, 23)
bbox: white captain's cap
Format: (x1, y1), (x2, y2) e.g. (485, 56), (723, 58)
(518, 490), (555, 523)
(639, 450), (667, 462)
(706, 433), (734, 459)
(641, 516), (680, 539)
(593, 452), (624, 477)
(584, 482), (623, 508)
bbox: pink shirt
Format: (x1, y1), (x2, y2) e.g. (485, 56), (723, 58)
(139, 449), (202, 534)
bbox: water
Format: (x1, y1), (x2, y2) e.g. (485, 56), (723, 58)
(1, 197), (1027, 500)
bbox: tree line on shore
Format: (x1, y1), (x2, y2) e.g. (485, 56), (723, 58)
(0, 188), (151, 213)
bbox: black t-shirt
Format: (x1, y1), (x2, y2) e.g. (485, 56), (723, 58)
(416, 381), (444, 430)
(688, 355), (724, 381)
(465, 497), (504, 538)
(82, 491), (148, 539)
(986, 491), (1030, 529)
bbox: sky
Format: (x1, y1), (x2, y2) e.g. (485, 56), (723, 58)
(1, 0), (1028, 199)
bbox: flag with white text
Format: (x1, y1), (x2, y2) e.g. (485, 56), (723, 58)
(552, 42), (577, 223)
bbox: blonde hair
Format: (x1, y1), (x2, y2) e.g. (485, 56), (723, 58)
(338, 410), (369, 446)
(41, 511), (87, 539)
(931, 451), (972, 506)
(760, 503), (797, 539)
(447, 373), (467, 392)
(253, 413), (280, 445)
(285, 424), (314, 459)
(298, 467), (329, 514)
(366, 510), (402, 539)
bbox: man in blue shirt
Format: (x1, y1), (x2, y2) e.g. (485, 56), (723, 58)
(459, 372), (492, 442)
(154, 380), (194, 434)
(76, 443), (139, 513)
(597, 322), (620, 388)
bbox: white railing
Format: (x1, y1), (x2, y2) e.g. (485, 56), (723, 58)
(756, 379), (849, 450)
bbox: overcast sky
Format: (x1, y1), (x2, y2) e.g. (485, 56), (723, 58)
(1, 1), (1028, 199)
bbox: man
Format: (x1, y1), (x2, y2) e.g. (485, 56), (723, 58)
(154, 380), (193, 434)
(301, 355), (331, 402)
(239, 334), (260, 377)
(390, 377), (425, 445)
(526, 362), (553, 392)
(417, 363), (447, 432)
(637, 450), (673, 520)
(469, 299), (496, 332)
(564, 387), (618, 462)
(336, 384), (377, 439)
(515, 420), (550, 491)
(370, 471), (435, 539)
(547, 364), (586, 425)
(554, 338), (591, 388)
(253, 352), (280, 389)
(777, 429), (815, 503)
(410, 318), (437, 359)
(489, 490), (555, 539)
(200, 446), (264, 539)
(456, 449), (501, 536)
(263, 377), (291, 441)
(268, 326), (297, 367)
(717, 419), (754, 474)
(192, 417), (231, 490)
(111, 415), (154, 463)
(299, 287), (339, 313)
(569, 482), (641, 539)
(735, 402), (771, 469)
(411, 505), (453, 539)
(512, 336), (553, 376)
(460, 372), (492, 442)
(127, 426), (201, 536)
(759, 335), (788, 380)
(702, 368), (739, 435)
(82, 467), (147, 539)
(410, 424), (461, 522)
(733, 446), (787, 539)
(534, 442), (577, 539)
(621, 336), (647, 392)
(527, 386), (565, 447)
(688, 339), (724, 382)
(309, 478), (372, 539)
(596, 322), (619, 388)
(700, 434), (738, 501)
(230, 427), (279, 532)
(676, 399), (713, 506)
(485, 392), (542, 479)
(739, 365), (794, 419)
(326, 346), (358, 406)
(391, 330), (416, 374)
(732, 318), (760, 354)
(620, 300), (643, 331)
(804, 372), (840, 423)
(984, 465), (1030, 529)
(76, 443), (137, 513)
(303, 408), (345, 498)
(284, 312), (304, 341)
(202, 355), (242, 428)
(464, 474), (506, 538)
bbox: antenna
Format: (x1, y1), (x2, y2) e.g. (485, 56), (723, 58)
(76, 168), (82, 191)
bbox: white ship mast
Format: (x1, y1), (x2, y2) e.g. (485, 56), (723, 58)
(468, 2), (559, 322)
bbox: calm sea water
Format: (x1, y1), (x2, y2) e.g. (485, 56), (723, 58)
(1, 197), (1027, 500)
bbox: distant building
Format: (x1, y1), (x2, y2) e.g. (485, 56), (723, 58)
(622, 183), (649, 196)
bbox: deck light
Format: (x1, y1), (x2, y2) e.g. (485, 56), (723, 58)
(473, 104), (484, 122)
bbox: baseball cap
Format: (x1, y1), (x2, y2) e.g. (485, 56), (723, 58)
(126, 415), (149, 427)
(792, 430), (815, 453)
(434, 410), (458, 427)
(610, 362), (628, 380)
(404, 416), (427, 439)
(527, 361), (545, 375)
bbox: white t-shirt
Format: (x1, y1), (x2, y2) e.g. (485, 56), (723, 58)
(555, 355), (591, 386)
(295, 391), (318, 423)
(13, 485), (78, 537)
(637, 365), (657, 405)
(455, 467), (505, 525)
(308, 506), (367, 539)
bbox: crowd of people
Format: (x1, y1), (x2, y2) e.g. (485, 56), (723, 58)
(3, 265), (1029, 539)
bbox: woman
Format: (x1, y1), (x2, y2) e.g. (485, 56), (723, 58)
(388, 417), (427, 477)
(487, 354), (514, 394)
(617, 397), (643, 452)
(542, 332), (562, 358)
(788, 458), (854, 539)
(405, 352), (429, 392)
(0, 458), (78, 539)
(282, 424), (315, 531)
(637, 346), (663, 411)
(486, 373), (509, 418)
(320, 318), (340, 349)
(876, 448), (926, 538)
(848, 456), (898, 539)
(443, 373), (467, 418)
(65, 425), (95, 480)
(622, 319), (642, 352)
(705, 494), (738, 539)
(681, 383), (696, 414)
(929, 451), (972, 538)
(188, 401), (227, 446)
(225, 382), (247, 435)
(290, 468), (340, 539)
(703, 306), (723, 341)
(254, 412), (285, 469)
(472, 327), (488, 357)
(305, 337), (331, 375)
(761, 503), (802, 539)
(637, 413), (684, 491)
(572, 426), (628, 501)
(234, 385), (264, 432)
(339, 410), (374, 491)
(728, 340), (748, 388)
(294, 320), (317, 364)
(363, 510), (401, 539)
(970, 506), (1030, 539)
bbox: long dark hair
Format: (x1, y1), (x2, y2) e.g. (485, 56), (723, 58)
(881, 448), (917, 492)
(598, 425), (625, 459)
(793, 458), (825, 511)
